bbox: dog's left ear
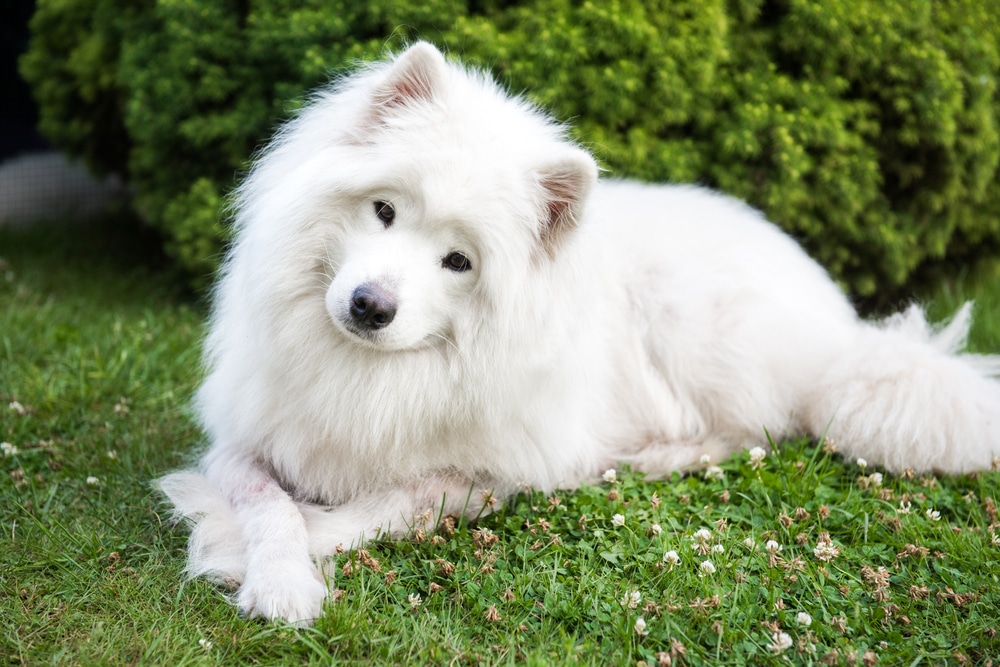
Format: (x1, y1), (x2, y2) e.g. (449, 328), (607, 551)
(536, 149), (598, 255)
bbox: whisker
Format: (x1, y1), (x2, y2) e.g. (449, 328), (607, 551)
(427, 331), (463, 359)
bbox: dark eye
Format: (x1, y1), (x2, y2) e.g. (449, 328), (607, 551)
(442, 252), (471, 272)
(374, 201), (395, 227)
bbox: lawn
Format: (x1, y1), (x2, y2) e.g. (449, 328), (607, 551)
(2, 218), (999, 665)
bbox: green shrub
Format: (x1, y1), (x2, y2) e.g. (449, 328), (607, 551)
(19, 0), (133, 176)
(22, 0), (1000, 298)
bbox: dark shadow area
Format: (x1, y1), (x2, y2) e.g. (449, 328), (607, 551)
(1, 0), (48, 159)
(0, 210), (199, 309)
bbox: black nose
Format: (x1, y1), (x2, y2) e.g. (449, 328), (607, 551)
(349, 283), (397, 330)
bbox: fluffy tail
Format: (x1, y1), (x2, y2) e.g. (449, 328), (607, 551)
(156, 471), (247, 585)
(805, 302), (1000, 473)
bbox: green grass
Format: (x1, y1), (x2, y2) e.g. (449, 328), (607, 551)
(2, 219), (999, 665)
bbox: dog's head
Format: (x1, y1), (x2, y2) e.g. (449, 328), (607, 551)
(237, 43), (598, 353)
(322, 43), (598, 352)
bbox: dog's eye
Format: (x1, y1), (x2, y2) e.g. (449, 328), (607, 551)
(443, 252), (471, 272)
(374, 201), (395, 227)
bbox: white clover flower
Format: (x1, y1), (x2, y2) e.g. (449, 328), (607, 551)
(690, 528), (713, 554)
(704, 465), (725, 481)
(856, 458), (868, 470)
(9, 401), (26, 415)
(198, 638), (213, 649)
(612, 513), (625, 527)
(602, 468), (617, 483)
(796, 611), (812, 627)
(992, 533), (1000, 546)
(86, 476), (100, 486)
(743, 537), (756, 550)
(926, 508), (941, 521)
(869, 472), (883, 488)
(711, 544), (725, 555)
(748, 446), (767, 470)
(663, 550), (680, 566)
(765, 540), (782, 554)
(768, 631), (793, 654)
(634, 616), (648, 636)
(408, 593), (422, 610)
(1, 442), (19, 457)
(699, 560), (716, 576)
(650, 523), (662, 536)
(621, 589), (642, 609)
(699, 454), (712, 465)
(106, 450), (118, 460)
(813, 539), (840, 562)
(897, 501), (912, 515)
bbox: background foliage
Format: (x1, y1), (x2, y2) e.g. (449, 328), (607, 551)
(21, 0), (1000, 297)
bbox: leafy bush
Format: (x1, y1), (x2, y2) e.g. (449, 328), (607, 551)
(19, 0), (133, 176)
(22, 0), (1000, 297)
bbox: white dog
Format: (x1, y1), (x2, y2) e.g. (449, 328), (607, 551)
(159, 42), (1000, 624)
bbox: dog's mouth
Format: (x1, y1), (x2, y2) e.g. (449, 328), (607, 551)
(333, 309), (449, 354)
(333, 312), (392, 348)
(333, 308), (426, 353)
(345, 323), (385, 345)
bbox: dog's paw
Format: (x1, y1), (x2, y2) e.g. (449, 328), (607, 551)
(235, 560), (328, 625)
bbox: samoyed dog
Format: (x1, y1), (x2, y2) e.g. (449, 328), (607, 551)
(159, 42), (1000, 623)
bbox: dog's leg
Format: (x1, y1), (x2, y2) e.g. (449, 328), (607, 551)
(206, 455), (328, 625)
(299, 475), (498, 557)
(616, 436), (739, 479)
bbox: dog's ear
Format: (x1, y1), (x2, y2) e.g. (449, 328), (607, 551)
(371, 42), (447, 117)
(536, 149), (598, 255)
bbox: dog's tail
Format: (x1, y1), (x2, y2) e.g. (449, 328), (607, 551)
(805, 302), (1000, 473)
(156, 471), (248, 585)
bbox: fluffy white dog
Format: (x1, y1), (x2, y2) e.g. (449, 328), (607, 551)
(159, 42), (1000, 624)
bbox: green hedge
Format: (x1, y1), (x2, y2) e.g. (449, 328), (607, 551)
(22, 0), (1000, 297)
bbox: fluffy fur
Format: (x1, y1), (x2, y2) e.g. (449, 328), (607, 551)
(159, 42), (1000, 624)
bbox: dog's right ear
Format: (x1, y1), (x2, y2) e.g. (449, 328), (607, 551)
(369, 42), (448, 122)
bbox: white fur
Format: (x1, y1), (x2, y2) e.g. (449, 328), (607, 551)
(158, 42), (1000, 623)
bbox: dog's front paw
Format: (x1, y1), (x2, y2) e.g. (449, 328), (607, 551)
(236, 559), (328, 625)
